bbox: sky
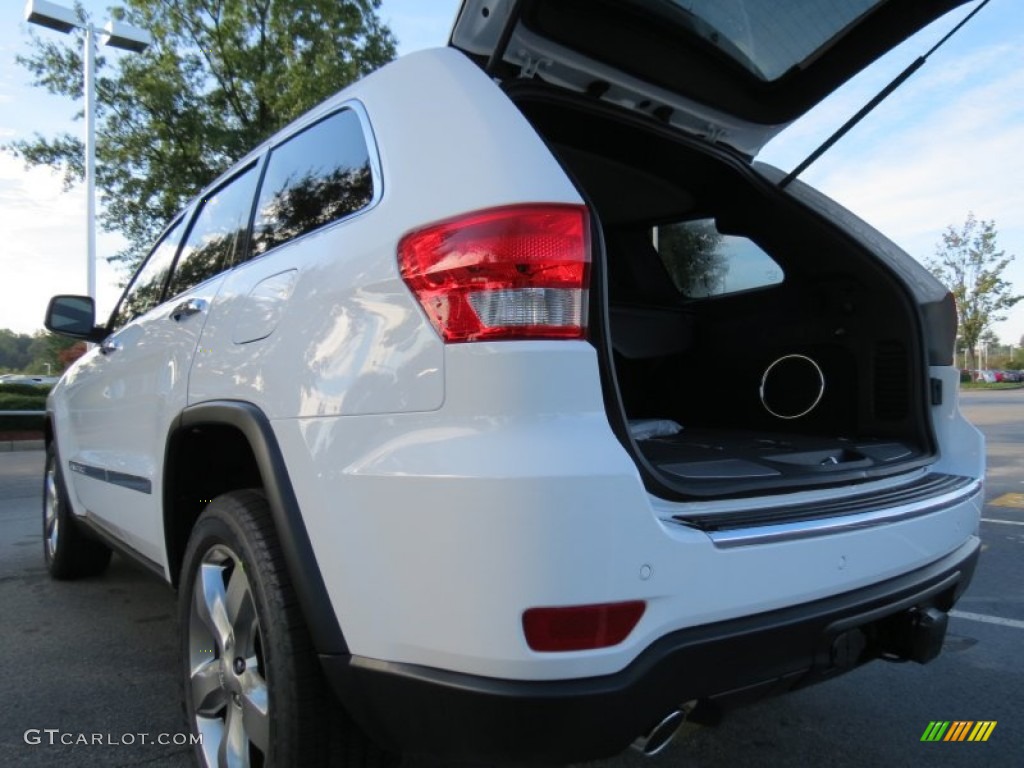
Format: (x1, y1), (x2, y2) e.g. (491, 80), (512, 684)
(0, 0), (1021, 346)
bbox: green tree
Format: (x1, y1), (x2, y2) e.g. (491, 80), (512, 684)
(657, 220), (726, 296)
(0, 329), (34, 372)
(0, 329), (82, 373)
(5, 0), (395, 270)
(26, 331), (84, 374)
(927, 213), (1021, 370)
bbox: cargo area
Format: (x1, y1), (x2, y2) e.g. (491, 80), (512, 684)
(511, 86), (938, 499)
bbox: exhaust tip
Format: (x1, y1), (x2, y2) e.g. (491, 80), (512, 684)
(631, 708), (687, 757)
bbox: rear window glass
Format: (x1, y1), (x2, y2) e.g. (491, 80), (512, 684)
(639, 0), (882, 80)
(251, 109), (373, 256)
(653, 219), (783, 297)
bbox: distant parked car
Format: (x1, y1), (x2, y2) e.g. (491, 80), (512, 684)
(974, 370), (998, 383)
(0, 374), (58, 387)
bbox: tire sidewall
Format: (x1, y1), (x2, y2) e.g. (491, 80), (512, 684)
(42, 438), (102, 577)
(179, 494), (303, 765)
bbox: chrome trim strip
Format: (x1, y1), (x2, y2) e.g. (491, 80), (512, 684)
(680, 479), (982, 548)
(69, 460), (152, 494)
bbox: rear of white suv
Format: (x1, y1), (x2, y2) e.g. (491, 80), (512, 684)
(43, 1), (984, 765)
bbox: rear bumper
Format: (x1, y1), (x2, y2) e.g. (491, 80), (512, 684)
(323, 536), (979, 765)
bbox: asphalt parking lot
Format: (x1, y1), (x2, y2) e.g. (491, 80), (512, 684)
(0, 388), (1021, 767)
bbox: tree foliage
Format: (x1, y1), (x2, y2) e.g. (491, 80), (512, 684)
(4, 0), (395, 269)
(657, 220), (726, 296)
(0, 329), (82, 373)
(927, 213), (1021, 370)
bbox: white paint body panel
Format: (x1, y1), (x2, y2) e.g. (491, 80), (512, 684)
(53, 278), (221, 568)
(188, 50), (581, 418)
(271, 341), (982, 679)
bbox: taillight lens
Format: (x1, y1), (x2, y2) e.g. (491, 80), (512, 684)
(522, 601), (646, 652)
(398, 204), (590, 342)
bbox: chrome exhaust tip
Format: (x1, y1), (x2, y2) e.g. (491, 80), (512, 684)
(630, 708), (687, 757)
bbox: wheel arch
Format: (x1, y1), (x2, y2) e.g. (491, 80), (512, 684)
(164, 399), (348, 655)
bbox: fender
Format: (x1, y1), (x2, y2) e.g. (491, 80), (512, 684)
(166, 399), (348, 655)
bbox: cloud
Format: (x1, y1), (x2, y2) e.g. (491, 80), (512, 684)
(796, 59), (1024, 243)
(0, 156), (125, 333)
(759, 30), (1024, 343)
(761, 25), (1024, 169)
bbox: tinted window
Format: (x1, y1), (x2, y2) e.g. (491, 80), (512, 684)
(618, 0), (881, 81)
(108, 218), (185, 332)
(167, 165), (260, 298)
(251, 109), (373, 256)
(654, 219), (784, 297)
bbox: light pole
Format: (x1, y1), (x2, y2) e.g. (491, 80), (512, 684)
(24, 1), (150, 302)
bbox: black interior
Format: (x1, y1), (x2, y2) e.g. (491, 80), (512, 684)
(509, 85), (934, 498)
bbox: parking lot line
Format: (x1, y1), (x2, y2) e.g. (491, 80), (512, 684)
(950, 610), (1024, 630)
(981, 517), (1024, 526)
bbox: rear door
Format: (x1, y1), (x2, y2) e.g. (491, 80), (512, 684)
(451, 0), (970, 154)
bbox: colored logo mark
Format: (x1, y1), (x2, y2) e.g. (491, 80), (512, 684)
(920, 721), (997, 742)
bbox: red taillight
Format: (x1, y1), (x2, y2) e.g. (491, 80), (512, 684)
(398, 204), (590, 342)
(522, 601), (646, 652)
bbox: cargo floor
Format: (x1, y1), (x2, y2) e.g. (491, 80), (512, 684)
(636, 427), (925, 497)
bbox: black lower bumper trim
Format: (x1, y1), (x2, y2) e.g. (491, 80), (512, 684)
(322, 538), (979, 765)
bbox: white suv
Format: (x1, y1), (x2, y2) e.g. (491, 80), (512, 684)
(43, 1), (984, 765)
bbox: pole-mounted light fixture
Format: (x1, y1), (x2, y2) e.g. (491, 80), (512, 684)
(101, 19), (152, 53)
(23, 0), (151, 303)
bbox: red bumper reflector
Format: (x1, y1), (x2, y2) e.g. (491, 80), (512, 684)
(522, 600), (646, 652)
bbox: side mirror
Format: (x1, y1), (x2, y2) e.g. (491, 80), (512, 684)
(44, 295), (105, 341)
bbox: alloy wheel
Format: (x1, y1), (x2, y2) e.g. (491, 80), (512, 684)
(188, 544), (269, 767)
(43, 461), (60, 561)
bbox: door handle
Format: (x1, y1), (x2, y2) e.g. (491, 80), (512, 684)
(99, 338), (121, 356)
(170, 298), (208, 322)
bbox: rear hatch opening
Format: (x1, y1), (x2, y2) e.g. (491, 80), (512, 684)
(510, 87), (942, 501)
(449, 0), (971, 505)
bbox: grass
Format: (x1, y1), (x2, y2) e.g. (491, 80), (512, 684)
(960, 381), (1024, 390)
(0, 387), (48, 432)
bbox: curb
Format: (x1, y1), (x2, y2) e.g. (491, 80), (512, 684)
(0, 440), (45, 453)
(960, 384), (1024, 391)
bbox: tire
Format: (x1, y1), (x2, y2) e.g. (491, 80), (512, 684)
(43, 444), (112, 579)
(179, 489), (397, 768)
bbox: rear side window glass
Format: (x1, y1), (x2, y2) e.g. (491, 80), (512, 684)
(168, 165), (260, 298)
(251, 109), (373, 256)
(653, 219), (783, 298)
(108, 218), (186, 332)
